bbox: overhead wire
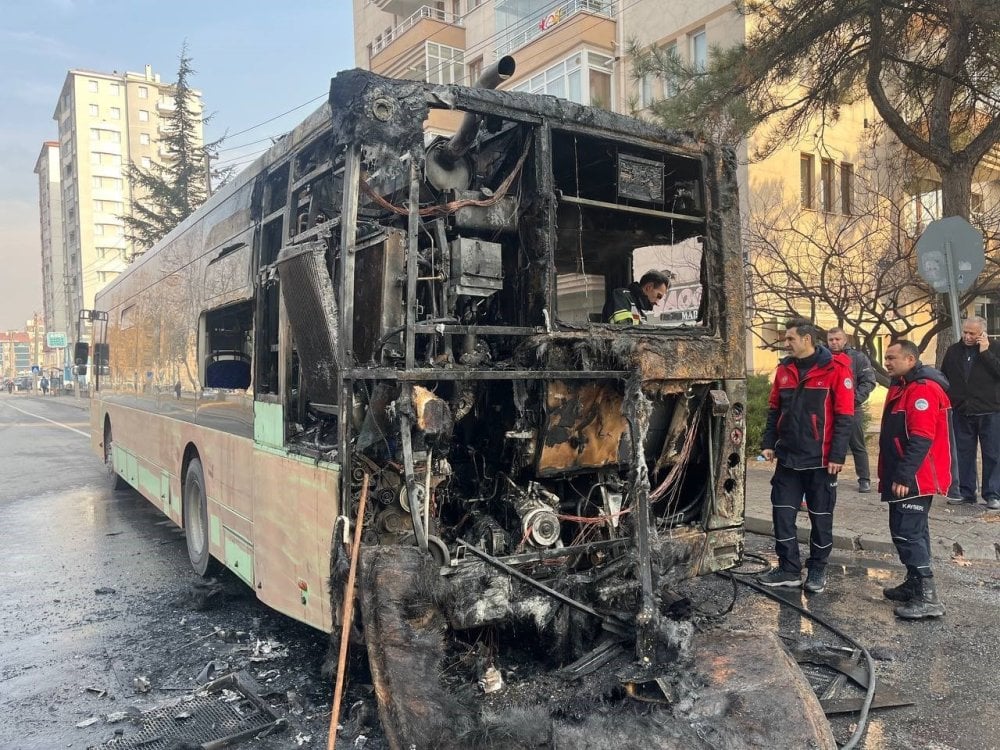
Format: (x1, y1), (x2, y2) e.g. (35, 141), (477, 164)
(210, 0), (646, 166)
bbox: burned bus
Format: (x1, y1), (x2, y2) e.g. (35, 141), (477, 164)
(87, 59), (777, 746)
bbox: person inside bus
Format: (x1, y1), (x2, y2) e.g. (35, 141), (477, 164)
(602, 269), (672, 325)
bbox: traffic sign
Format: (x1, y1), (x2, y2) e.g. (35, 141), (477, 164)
(916, 216), (985, 339)
(916, 216), (984, 293)
(46, 332), (67, 348)
(31, 365), (40, 375)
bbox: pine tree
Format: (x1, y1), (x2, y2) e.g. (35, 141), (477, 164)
(122, 44), (216, 255)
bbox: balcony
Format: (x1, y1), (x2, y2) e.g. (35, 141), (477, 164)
(496, 0), (616, 57)
(371, 5), (464, 61)
(371, 0), (426, 17)
(156, 97), (176, 112)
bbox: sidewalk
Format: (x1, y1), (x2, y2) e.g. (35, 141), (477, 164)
(744, 463), (1000, 562)
(3, 392), (91, 412)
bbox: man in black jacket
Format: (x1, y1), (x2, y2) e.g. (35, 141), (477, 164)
(759, 318), (855, 593)
(940, 316), (1000, 510)
(602, 270), (671, 325)
(827, 327), (878, 493)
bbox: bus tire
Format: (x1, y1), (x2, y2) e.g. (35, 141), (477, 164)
(104, 421), (128, 491)
(183, 458), (217, 577)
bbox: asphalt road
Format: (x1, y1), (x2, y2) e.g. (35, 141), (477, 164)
(2, 393), (999, 750)
(0, 395), (334, 749)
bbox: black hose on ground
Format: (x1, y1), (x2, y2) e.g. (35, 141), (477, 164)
(724, 554), (876, 750)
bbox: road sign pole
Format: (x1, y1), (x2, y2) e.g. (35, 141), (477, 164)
(944, 240), (963, 340)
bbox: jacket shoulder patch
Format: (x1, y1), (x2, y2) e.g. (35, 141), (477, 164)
(914, 398), (929, 411)
(844, 377), (853, 389)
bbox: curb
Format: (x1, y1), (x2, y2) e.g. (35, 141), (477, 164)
(744, 512), (996, 562)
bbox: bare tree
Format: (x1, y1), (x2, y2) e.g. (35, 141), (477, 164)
(747, 136), (1000, 372)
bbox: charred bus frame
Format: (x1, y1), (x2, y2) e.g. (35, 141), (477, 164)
(89, 62), (746, 696)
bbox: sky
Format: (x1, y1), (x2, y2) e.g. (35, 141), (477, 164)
(0, 0), (357, 330)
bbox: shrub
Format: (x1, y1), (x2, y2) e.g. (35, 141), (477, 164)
(745, 373), (771, 454)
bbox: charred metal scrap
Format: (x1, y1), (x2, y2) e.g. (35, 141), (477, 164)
(272, 61), (764, 746)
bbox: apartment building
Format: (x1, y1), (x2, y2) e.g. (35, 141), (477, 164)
(34, 142), (69, 339)
(49, 65), (204, 341)
(0, 331), (30, 381)
(352, 1), (999, 375)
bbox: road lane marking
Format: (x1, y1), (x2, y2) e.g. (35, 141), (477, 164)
(2, 402), (90, 437)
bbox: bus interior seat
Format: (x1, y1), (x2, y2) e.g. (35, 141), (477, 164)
(206, 359), (251, 390)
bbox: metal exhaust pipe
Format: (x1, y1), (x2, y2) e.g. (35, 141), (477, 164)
(436, 56), (516, 168)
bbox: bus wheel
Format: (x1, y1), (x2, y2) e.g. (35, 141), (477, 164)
(104, 422), (127, 491)
(183, 458), (217, 576)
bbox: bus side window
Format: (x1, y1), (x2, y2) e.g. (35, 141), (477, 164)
(202, 301), (253, 390)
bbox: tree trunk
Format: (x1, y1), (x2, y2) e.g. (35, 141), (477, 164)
(933, 161), (975, 363)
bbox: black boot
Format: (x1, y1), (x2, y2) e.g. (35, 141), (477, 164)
(883, 568), (919, 602)
(894, 577), (945, 619)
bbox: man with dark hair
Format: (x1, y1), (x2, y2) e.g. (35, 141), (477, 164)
(603, 270), (672, 325)
(878, 340), (952, 619)
(827, 327), (877, 493)
(940, 316), (1000, 510)
(759, 317), (855, 593)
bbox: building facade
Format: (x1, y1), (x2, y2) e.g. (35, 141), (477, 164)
(49, 65), (204, 343)
(34, 142), (69, 339)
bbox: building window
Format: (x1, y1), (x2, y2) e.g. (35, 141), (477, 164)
(425, 42), (465, 85)
(467, 56), (483, 86)
(90, 152), (122, 167)
(89, 128), (121, 143)
(139, 133), (150, 145)
(141, 156), (152, 168)
(905, 179), (941, 234)
(89, 104), (99, 117)
(88, 80), (99, 93)
(92, 176), (123, 191)
(512, 51), (612, 108)
(110, 107), (121, 120)
(138, 110), (149, 122)
(664, 42), (678, 97)
(820, 158), (835, 212)
(800, 153), (815, 209)
(138, 86), (148, 99)
(840, 163), (853, 215)
(94, 200), (123, 214)
(109, 83), (120, 96)
(640, 75), (654, 108)
(691, 30), (707, 72)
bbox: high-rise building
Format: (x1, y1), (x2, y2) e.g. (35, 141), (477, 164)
(50, 65), (203, 341)
(34, 142), (69, 339)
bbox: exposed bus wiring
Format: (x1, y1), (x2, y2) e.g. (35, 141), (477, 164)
(359, 136), (531, 218)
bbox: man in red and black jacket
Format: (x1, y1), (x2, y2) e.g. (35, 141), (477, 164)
(878, 340), (953, 619)
(759, 318), (855, 593)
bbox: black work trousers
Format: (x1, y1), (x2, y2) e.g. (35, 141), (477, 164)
(887, 495), (933, 578)
(848, 410), (870, 481)
(770, 464), (837, 574)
